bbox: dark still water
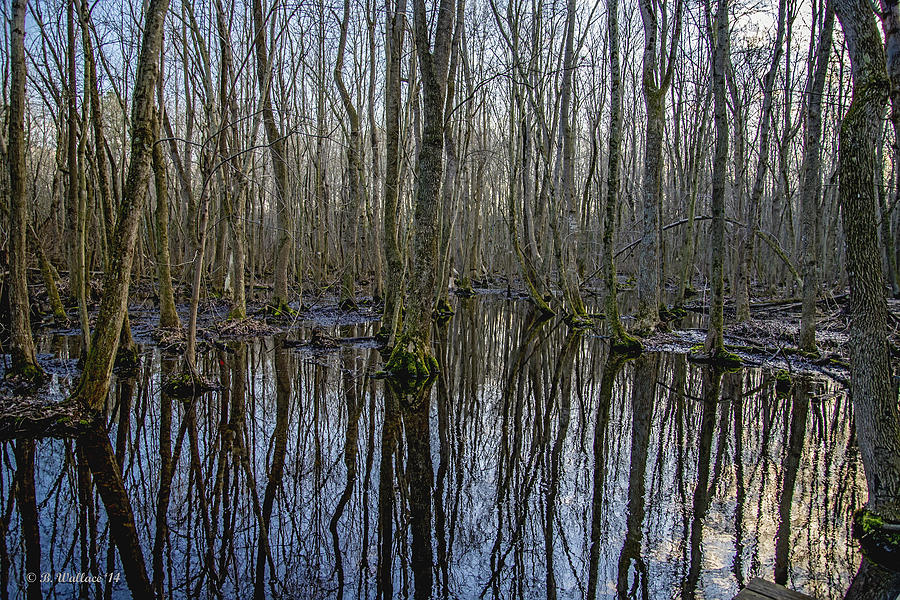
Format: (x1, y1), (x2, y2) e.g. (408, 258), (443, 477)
(3, 297), (864, 599)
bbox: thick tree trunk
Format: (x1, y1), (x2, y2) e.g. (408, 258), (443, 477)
(387, 0), (457, 377)
(6, 0), (43, 381)
(834, 0), (900, 525)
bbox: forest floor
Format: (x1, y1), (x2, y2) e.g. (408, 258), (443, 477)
(7, 274), (900, 387)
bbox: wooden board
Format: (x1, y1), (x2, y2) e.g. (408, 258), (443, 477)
(733, 578), (816, 600)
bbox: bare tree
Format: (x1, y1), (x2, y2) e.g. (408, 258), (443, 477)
(833, 0), (900, 549)
(703, 0), (730, 359)
(636, 0), (683, 334)
(798, 0), (835, 351)
(6, 0), (43, 382)
(386, 0), (457, 379)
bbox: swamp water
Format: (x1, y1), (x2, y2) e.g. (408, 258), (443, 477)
(2, 296), (864, 598)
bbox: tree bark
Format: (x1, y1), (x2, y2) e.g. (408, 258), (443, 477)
(799, 2), (835, 351)
(380, 0), (408, 342)
(834, 0), (900, 524)
(6, 0), (43, 381)
(704, 0), (729, 356)
(153, 109), (181, 330)
(251, 0), (294, 311)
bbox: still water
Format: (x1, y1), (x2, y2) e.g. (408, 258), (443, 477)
(3, 296), (863, 598)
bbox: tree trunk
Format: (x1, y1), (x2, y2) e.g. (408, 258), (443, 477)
(636, 0), (683, 334)
(153, 109), (181, 330)
(380, 0), (408, 342)
(70, 0), (170, 410)
(6, 0), (43, 381)
(603, 0), (639, 351)
(834, 0), (900, 525)
(335, 0), (362, 309)
(799, 2), (835, 351)
(387, 0), (457, 377)
(704, 0), (730, 357)
(251, 0), (294, 311)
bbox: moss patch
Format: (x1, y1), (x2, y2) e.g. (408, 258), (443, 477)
(114, 345), (140, 372)
(774, 369), (793, 396)
(659, 304), (686, 322)
(162, 372), (218, 398)
(384, 333), (439, 393)
(564, 313), (594, 330)
(454, 279), (476, 298)
(263, 300), (298, 320)
(432, 298), (455, 324)
(689, 347), (744, 371)
(3, 362), (47, 389)
(853, 507), (900, 570)
(610, 332), (643, 357)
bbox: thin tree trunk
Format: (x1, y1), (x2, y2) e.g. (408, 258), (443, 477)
(6, 0), (43, 380)
(380, 0), (408, 342)
(251, 0), (294, 311)
(704, 0), (729, 357)
(335, 0), (362, 309)
(799, 1), (834, 351)
(153, 108), (181, 330)
(603, 0), (639, 351)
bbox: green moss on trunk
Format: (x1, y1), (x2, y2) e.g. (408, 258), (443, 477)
(385, 332), (438, 392)
(610, 331), (643, 356)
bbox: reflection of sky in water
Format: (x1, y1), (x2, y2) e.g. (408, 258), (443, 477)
(6, 296), (864, 599)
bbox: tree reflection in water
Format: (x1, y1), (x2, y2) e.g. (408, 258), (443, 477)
(2, 298), (869, 599)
